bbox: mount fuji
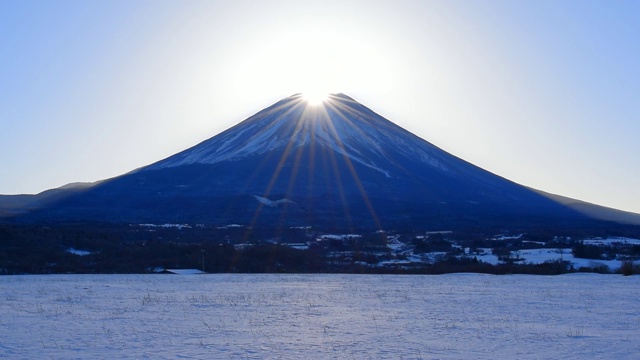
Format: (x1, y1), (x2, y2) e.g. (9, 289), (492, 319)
(5, 93), (640, 231)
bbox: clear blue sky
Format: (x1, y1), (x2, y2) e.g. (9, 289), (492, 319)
(1, 0), (639, 213)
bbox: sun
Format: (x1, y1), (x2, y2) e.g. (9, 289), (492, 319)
(302, 92), (329, 106)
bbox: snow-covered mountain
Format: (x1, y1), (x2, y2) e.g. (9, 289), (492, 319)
(7, 93), (640, 230)
(146, 94), (450, 175)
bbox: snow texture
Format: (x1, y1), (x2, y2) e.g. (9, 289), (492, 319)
(318, 234), (362, 240)
(253, 195), (294, 207)
(139, 223), (191, 229)
(144, 94), (452, 178)
(164, 269), (206, 275)
(1, 274), (639, 359)
(470, 248), (631, 270)
(66, 248), (91, 256)
(582, 237), (640, 246)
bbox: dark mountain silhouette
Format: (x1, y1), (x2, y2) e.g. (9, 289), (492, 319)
(4, 93), (640, 231)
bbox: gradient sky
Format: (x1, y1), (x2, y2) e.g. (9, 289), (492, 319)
(1, 0), (639, 214)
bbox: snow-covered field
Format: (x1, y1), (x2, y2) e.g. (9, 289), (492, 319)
(1, 274), (638, 359)
(472, 248), (628, 270)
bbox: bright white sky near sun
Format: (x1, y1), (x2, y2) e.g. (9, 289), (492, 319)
(1, 0), (639, 213)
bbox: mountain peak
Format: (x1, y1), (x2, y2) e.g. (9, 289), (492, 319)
(145, 93), (450, 175)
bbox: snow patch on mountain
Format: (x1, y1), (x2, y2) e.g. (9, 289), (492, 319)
(254, 195), (294, 207)
(67, 248), (91, 256)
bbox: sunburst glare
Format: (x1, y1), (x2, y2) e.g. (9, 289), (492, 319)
(303, 92), (329, 106)
(244, 94), (382, 237)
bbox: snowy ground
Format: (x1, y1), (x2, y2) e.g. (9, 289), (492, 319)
(472, 248), (627, 270)
(1, 274), (639, 359)
(583, 237), (640, 246)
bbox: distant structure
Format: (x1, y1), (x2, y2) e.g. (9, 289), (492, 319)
(164, 269), (206, 275)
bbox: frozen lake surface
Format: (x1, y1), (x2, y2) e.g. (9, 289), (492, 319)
(1, 274), (639, 359)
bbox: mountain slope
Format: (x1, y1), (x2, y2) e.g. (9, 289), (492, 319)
(146, 94), (452, 176)
(0, 182), (95, 216)
(6, 93), (638, 230)
(529, 188), (640, 225)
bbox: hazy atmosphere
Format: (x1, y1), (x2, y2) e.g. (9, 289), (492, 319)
(1, 0), (639, 213)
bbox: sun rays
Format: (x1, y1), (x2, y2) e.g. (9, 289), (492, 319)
(244, 93), (383, 237)
(302, 92), (329, 106)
